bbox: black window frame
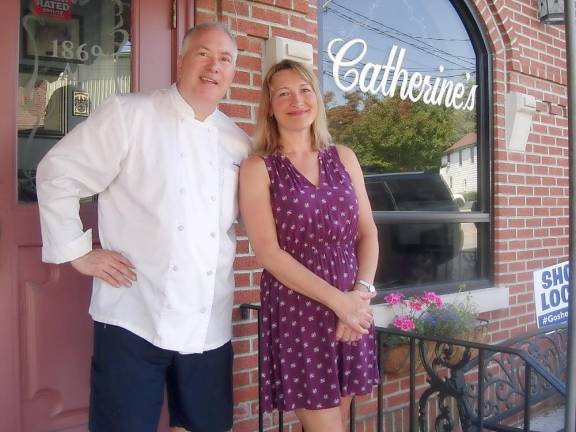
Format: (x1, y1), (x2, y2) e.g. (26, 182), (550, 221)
(317, 0), (493, 296)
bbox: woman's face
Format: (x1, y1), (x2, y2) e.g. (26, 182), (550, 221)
(269, 69), (318, 135)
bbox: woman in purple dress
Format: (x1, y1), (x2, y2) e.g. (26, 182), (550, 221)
(239, 59), (379, 432)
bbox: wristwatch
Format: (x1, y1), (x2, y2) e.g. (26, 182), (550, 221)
(355, 279), (376, 293)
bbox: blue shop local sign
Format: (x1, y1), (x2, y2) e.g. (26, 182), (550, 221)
(533, 261), (570, 328)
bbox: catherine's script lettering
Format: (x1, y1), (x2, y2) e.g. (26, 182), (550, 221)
(327, 38), (477, 111)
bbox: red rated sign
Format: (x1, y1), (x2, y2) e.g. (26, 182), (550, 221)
(33, 0), (73, 20)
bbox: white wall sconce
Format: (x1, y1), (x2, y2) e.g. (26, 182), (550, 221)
(506, 92), (537, 152)
(262, 36), (314, 76)
(538, 0), (565, 24)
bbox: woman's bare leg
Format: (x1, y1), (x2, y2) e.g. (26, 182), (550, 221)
(339, 395), (354, 431)
(295, 405), (345, 432)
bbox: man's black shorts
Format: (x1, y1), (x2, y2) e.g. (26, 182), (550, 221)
(89, 322), (233, 432)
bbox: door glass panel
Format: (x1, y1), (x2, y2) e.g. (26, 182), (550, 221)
(17, 0), (131, 202)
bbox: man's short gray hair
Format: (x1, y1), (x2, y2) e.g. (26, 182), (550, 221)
(181, 22), (237, 60)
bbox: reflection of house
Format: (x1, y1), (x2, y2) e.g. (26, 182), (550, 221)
(440, 132), (477, 194)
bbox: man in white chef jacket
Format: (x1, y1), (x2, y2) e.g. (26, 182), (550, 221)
(36, 22), (251, 432)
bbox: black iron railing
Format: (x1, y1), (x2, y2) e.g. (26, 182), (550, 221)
(239, 303), (567, 432)
(455, 323), (567, 431)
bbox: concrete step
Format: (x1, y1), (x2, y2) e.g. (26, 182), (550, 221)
(525, 406), (565, 432)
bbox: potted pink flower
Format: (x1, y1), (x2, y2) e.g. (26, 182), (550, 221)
(381, 291), (483, 375)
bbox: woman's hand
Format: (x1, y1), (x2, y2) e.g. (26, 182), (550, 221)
(332, 290), (375, 334)
(336, 282), (376, 341)
(335, 320), (364, 343)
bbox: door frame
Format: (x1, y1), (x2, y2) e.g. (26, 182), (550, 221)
(0, 1), (195, 429)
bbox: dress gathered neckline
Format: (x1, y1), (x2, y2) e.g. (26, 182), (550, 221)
(276, 149), (323, 189)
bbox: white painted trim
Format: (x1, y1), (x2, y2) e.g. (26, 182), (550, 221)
(373, 286), (510, 328)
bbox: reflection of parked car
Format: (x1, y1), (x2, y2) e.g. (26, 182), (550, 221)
(364, 172), (463, 288)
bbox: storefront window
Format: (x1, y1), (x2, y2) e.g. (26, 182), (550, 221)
(17, 0), (131, 202)
(319, 0), (491, 292)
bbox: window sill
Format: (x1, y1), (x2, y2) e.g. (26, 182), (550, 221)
(373, 286), (510, 328)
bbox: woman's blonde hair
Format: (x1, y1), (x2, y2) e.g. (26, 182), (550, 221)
(253, 59), (332, 155)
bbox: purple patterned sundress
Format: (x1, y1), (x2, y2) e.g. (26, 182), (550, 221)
(259, 145), (379, 413)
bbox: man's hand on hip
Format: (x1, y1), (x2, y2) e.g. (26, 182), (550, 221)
(71, 249), (136, 287)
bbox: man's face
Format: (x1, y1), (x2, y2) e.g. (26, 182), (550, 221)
(176, 28), (236, 119)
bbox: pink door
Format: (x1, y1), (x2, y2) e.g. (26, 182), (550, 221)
(0, 1), (186, 430)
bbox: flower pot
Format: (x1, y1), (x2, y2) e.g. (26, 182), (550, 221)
(438, 319), (488, 364)
(381, 343), (432, 376)
(381, 320), (489, 376)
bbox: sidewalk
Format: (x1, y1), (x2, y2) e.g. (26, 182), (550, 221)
(529, 406), (565, 432)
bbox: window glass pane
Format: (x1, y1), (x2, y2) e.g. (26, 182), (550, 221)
(319, 0), (486, 289)
(375, 222), (479, 288)
(18, 0), (131, 202)
(320, 0), (478, 208)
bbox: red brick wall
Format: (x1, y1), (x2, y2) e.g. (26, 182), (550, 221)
(478, 0), (569, 344)
(195, 1), (569, 430)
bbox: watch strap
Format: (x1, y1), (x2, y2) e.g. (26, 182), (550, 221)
(356, 279), (376, 293)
